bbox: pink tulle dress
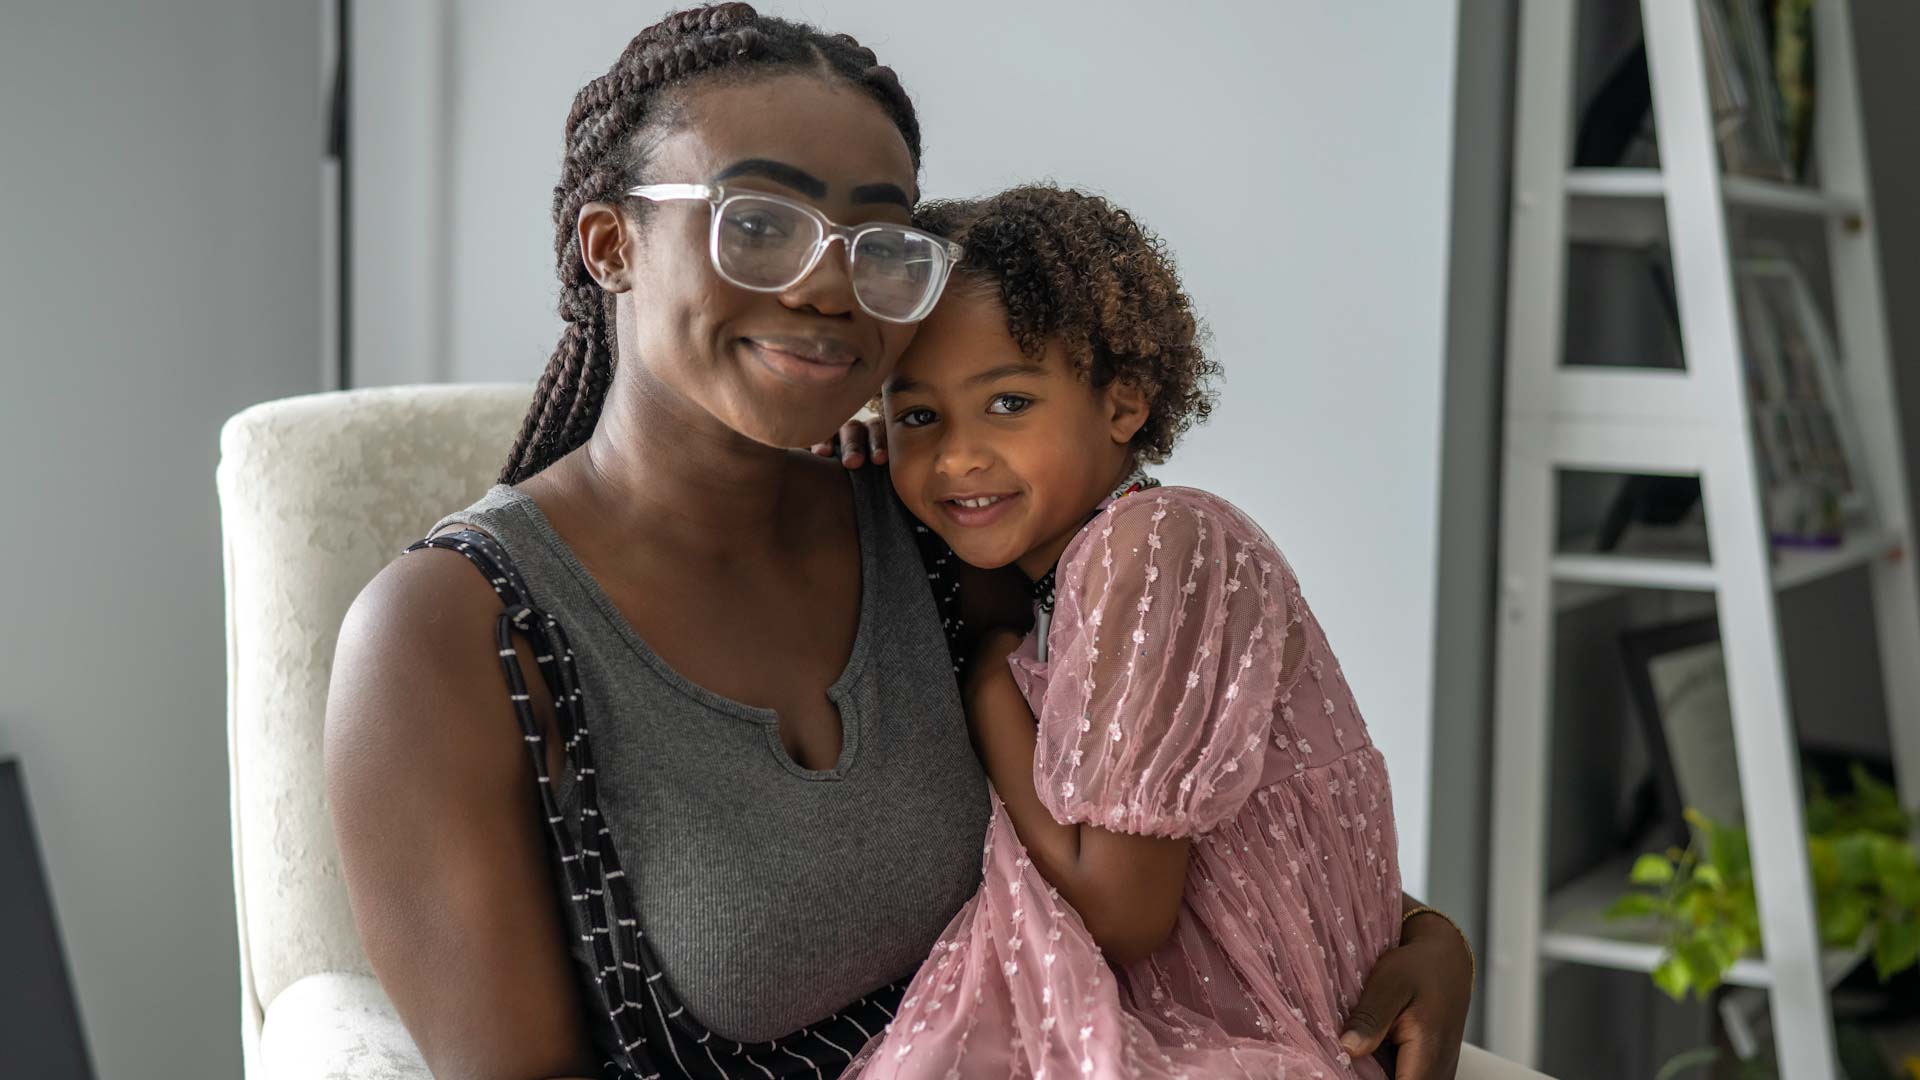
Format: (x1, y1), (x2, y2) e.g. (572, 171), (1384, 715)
(846, 486), (1403, 1079)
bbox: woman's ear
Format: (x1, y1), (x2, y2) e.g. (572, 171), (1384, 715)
(577, 201), (635, 293)
(1104, 378), (1150, 448)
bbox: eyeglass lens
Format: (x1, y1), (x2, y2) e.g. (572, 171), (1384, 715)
(714, 194), (942, 320)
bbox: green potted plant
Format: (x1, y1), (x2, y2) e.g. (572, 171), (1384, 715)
(1608, 765), (1920, 1078)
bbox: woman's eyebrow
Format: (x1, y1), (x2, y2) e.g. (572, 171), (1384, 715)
(851, 182), (911, 208)
(713, 158), (826, 197)
(710, 161), (910, 208)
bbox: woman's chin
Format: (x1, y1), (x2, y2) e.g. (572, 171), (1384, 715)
(704, 385), (876, 455)
(730, 411), (859, 456)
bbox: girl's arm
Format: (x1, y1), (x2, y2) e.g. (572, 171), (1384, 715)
(973, 626), (1475, 1077)
(964, 630), (1190, 965)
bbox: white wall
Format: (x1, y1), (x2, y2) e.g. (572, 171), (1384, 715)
(358, 1), (1461, 894)
(350, 0), (452, 388)
(0, 4), (323, 1078)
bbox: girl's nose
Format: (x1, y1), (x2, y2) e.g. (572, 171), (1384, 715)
(932, 426), (993, 477)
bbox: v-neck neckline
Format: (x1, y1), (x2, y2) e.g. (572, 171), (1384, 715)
(494, 470), (877, 781)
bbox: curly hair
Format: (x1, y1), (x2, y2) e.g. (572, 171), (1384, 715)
(914, 185), (1217, 465)
(499, 3), (922, 485)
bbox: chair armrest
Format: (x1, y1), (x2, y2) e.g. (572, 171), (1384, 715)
(261, 972), (432, 1080)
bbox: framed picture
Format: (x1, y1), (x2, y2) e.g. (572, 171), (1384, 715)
(1734, 257), (1871, 545)
(1620, 618), (1745, 850)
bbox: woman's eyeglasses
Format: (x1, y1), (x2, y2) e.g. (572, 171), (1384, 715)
(627, 183), (963, 325)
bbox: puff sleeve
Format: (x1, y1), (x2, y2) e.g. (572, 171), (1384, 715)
(1031, 491), (1289, 838)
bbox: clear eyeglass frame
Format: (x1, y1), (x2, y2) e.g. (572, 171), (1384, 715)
(626, 182), (964, 325)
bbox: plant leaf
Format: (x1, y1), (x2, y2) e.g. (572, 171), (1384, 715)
(1702, 923), (1747, 969)
(1706, 816), (1752, 880)
(1652, 954), (1691, 1001)
(1875, 918), (1920, 983)
(1809, 836), (1842, 891)
(1872, 837), (1920, 907)
(1678, 939), (1727, 995)
(1851, 763), (1897, 811)
(1820, 892), (1872, 948)
(1606, 893), (1664, 920)
(1833, 832), (1879, 888)
(1633, 853), (1677, 886)
(1678, 887), (1713, 925)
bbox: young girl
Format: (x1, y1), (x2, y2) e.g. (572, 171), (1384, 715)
(845, 186), (1411, 1078)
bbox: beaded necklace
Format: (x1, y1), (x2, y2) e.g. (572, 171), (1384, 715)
(1031, 472), (1160, 616)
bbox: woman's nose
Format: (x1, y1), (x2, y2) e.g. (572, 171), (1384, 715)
(778, 235), (857, 318)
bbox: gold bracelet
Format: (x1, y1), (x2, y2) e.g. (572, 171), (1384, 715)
(1402, 905), (1476, 986)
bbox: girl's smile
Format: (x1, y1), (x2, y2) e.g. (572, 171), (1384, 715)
(881, 284), (1147, 579)
(934, 490), (1024, 528)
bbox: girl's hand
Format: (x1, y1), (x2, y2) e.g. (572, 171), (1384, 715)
(1338, 908), (1473, 1079)
(810, 412), (888, 468)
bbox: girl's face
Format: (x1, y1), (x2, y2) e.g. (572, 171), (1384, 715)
(585, 74), (924, 449)
(883, 285), (1147, 577)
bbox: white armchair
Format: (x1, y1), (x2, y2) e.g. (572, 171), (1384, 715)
(220, 383), (533, 1079)
(218, 384), (1549, 1079)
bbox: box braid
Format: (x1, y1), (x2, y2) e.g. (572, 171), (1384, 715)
(499, 3), (922, 486)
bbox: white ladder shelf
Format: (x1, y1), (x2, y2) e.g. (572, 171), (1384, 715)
(1486, 2), (1920, 1077)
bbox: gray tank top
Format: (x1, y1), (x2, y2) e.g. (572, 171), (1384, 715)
(429, 467), (990, 1043)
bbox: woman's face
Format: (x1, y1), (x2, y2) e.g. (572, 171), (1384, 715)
(588, 74), (922, 450)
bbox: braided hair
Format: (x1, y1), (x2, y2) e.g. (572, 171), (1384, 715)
(498, 3), (921, 485)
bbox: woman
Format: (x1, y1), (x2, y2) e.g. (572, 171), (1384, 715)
(324, 6), (1472, 1078)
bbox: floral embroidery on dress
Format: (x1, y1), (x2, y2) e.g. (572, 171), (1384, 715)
(845, 488), (1401, 1079)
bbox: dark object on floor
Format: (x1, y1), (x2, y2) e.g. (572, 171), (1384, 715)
(0, 757), (95, 1078)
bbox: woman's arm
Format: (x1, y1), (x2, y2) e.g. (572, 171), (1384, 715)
(963, 630), (1189, 965)
(325, 551), (601, 1080)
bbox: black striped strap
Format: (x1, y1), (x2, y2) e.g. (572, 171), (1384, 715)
(406, 527), (906, 1079)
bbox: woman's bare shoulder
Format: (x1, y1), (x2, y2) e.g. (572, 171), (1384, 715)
(324, 538), (600, 1077)
(326, 538), (525, 779)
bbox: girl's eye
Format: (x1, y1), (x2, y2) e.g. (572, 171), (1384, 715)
(895, 407), (938, 428)
(988, 394), (1034, 416)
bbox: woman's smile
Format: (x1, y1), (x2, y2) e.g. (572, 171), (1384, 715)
(741, 335), (864, 386)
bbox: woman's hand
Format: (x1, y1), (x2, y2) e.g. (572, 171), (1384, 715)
(1338, 906), (1473, 1079)
(961, 627), (1028, 758)
(810, 412), (888, 468)
(963, 629), (1027, 713)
